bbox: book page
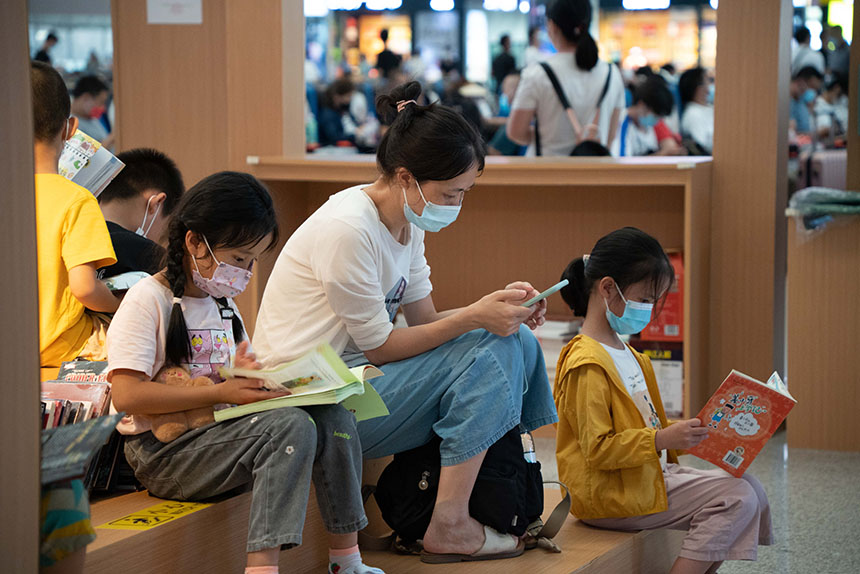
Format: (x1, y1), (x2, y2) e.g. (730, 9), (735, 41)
(222, 343), (361, 394)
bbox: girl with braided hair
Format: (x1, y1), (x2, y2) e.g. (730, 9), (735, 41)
(106, 172), (384, 574)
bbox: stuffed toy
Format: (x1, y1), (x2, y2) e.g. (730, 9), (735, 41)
(145, 366), (215, 443)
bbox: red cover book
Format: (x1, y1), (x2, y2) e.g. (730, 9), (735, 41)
(687, 370), (795, 477)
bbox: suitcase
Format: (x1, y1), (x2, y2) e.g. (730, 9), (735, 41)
(797, 149), (847, 190)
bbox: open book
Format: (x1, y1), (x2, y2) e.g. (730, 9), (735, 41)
(687, 370), (795, 477)
(215, 342), (389, 423)
(58, 129), (124, 196)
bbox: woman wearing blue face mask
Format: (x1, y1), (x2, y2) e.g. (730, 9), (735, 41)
(254, 81), (558, 564)
(554, 227), (772, 573)
(619, 76), (684, 157)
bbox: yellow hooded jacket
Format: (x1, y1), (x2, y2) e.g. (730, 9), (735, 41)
(553, 334), (679, 520)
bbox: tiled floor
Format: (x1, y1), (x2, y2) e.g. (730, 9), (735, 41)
(534, 324), (860, 574)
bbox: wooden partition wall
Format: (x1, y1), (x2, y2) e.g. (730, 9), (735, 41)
(1, 1), (40, 571)
(110, 0), (302, 184)
(709, 0), (792, 390)
(785, 5), (860, 451)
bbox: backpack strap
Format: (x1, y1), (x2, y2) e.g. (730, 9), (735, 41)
(540, 62), (615, 146)
(537, 480), (572, 539)
(539, 62), (584, 141)
(357, 485), (396, 551)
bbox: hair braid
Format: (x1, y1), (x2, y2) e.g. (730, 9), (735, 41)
(164, 221), (192, 366)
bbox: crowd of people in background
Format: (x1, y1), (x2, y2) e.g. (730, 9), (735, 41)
(37, 11), (851, 163)
(298, 14), (850, 162)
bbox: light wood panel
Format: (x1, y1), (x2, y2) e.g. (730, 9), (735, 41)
(112, 0), (294, 330)
(709, 0), (791, 392)
(786, 222), (860, 451)
(87, 489), (329, 573)
(112, 0), (230, 186)
(361, 488), (683, 574)
(0, 1), (40, 571)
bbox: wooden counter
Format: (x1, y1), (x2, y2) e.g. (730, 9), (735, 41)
(787, 220), (860, 451)
(242, 155), (712, 416)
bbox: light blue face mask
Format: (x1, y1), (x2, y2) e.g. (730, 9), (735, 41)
(639, 113), (658, 128)
(402, 180), (461, 233)
(604, 281), (654, 335)
(802, 88), (817, 104)
(707, 83), (716, 105)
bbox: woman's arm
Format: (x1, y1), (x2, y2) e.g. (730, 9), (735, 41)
(363, 288), (534, 365)
(506, 108), (536, 146)
(606, 107), (621, 150)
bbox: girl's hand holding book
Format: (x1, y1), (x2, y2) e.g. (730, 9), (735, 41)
(655, 418), (709, 451)
(217, 377), (290, 405)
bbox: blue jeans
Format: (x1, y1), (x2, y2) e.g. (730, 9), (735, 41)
(354, 325), (558, 466)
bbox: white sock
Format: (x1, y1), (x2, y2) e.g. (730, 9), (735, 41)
(328, 545), (385, 574)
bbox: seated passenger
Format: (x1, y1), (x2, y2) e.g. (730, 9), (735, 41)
(107, 172), (384, 574)
(679, 67), (714, 154)
(555, 228), (772, 574)
(789, 66), (823, 135)
(619, 76), (684, 157)
(32, 61), (118, 368)
(98, 148), (185, 277)
(70, 75), (114, 149)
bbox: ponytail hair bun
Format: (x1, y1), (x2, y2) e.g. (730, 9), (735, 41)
(375, 81), (485, 183)
(547, 0), (599, 71)
(375, 80), (424, 127)
(560, 258), (589, 317)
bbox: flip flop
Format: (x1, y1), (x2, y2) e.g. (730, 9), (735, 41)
(420, 525), (525, 564)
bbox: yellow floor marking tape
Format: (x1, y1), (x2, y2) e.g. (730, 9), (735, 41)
(97, 500), (213, 531)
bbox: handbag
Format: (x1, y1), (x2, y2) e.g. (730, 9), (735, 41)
(363, 426), (570, 552)
(535, 62), (614, 157)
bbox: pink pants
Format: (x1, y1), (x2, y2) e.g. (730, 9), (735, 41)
(582, 464), (773, 563)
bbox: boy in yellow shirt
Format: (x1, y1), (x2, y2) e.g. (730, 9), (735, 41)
(32, 61), (118, 367)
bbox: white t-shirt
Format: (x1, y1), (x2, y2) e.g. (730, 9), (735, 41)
(253, 185), (433, 366)
(511, 54), (626, 157)
(619, 113), (659, 157)
(680, 102), (714, 154)
(791, 45), (826, 75)
(814, 95), (849, 134)
(601, 342), (667, 467)
(106, 276), (242, 434)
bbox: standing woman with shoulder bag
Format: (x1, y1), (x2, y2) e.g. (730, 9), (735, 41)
(506, 0), (626, 156)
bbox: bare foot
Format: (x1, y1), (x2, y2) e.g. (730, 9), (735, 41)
(422, 502), (486, 555)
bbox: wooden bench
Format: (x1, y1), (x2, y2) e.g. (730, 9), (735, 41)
(86, 464), (683, 574)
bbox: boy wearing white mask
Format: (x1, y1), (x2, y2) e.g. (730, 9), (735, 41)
(98, 148), (185, 277)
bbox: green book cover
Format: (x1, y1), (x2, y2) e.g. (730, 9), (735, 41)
(216, 344), (389, 422)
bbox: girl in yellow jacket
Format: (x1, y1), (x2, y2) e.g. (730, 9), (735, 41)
(554, 227), (772, 574)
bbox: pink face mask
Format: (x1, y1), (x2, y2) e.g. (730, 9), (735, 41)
(191, 236), (252, 299)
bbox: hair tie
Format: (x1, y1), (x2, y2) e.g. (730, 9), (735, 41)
(396, 99), (417, 113)
(172, 296), (182, 305)
(582, 254), (590, 269)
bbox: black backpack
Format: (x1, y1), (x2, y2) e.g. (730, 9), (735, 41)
(535, 62), (614, 157)
(363, 426), (570, 551)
